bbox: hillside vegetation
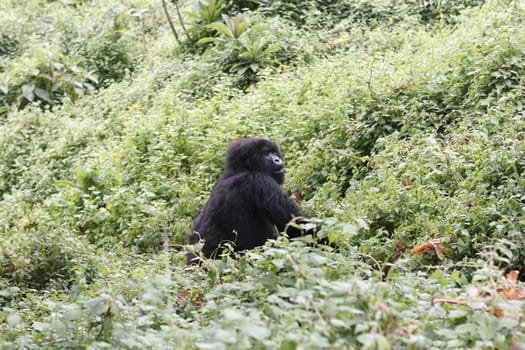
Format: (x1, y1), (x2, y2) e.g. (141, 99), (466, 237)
(1, 0), (524, 348)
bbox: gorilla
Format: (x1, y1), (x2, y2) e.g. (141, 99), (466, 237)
(186, 137), (309, 264)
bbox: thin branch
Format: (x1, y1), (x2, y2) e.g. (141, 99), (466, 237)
(173, 0), (191, 41)
(141, 16), (151, 67)
(367, 56), (375, 98)
(161, 0), (181, 44)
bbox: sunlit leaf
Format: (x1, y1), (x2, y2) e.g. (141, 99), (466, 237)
(7, 314), (21, 328)
(21, 84), (35, 101)
(85, 296), (109, 318)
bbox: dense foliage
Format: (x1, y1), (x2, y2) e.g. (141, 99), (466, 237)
(1, 0), (524, 348)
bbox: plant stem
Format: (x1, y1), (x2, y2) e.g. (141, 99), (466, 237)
(173, 0), (191, 41)
(161, 0), (181, 45)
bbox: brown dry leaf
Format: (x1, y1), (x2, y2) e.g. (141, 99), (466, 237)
(432, 297), (463, 305)
(433, 242), (449, 260)
(176, 290), (204, 308)
(496, 270), (524, 301)
(377, 302), (390, 315)
(394, 324), (418, 337)
(401, 178), (414, 187)
(410, 235), (453, 259)
(395, 244), (406, 258)
(176, 290), (191, 304)
(192, 295), (203, 308)
(410, 242), (434, 255)
(507, 270), (519, 284)
(498, 288), (524, 301)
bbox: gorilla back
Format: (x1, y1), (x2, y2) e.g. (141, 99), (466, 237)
(186, 138), (307, 264)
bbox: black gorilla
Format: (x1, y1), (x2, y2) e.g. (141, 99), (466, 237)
(186, 137), (308, 264)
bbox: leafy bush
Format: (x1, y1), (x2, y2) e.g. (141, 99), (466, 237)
(183, 0), (226, 50)
(0, 47), (97, 118)
(50, 174), (176, 253)
(0, 107), (105, 199)
(0, 34), (19, 59)
(341, 108), (525, 271)
(199, 14), (281, 86)
(64, 7), (143, 86)
(0, 0), (150, 117)
(181, 3), (288, 89)
(222, 0), (486, 27)
(2, 244), (523, 348)
(0, 228), (96, 290)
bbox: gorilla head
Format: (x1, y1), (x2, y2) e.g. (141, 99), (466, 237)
(223, 137), (285, 184)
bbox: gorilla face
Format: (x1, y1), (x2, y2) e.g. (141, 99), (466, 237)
(264, 149), (285, 184)
(224, 137), (286, 184)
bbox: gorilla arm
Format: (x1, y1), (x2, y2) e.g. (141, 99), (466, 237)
(255, 175), (309, 239)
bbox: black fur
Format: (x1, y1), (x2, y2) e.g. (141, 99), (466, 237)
(186, 138), (307, 264)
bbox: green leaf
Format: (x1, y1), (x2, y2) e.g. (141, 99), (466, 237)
(198, 37), (221, 45)
(7, 314), (21, 329)
(263, 45), (280, 54)
(32, 321), (51, 332)
(244, 324), (270, 340)
(454, 323), (477, 334)
(357, 333), (391, 349)
(22, 84), (35, 101)
(63, 304), (83, 321)
(52, 319), (67, 338)
(207, 22), (233, 39)
(279, 340), (298, 350)
(85, 296), (109, 318)
(448, 309), (468, 319)
(272, 258), (285, 269)
(34, 88), (51, 103)
(222, 308), (243, 321)
(231, 15), (249, 38)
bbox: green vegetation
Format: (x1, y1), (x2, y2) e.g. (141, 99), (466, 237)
(1, 0), (524, 348)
